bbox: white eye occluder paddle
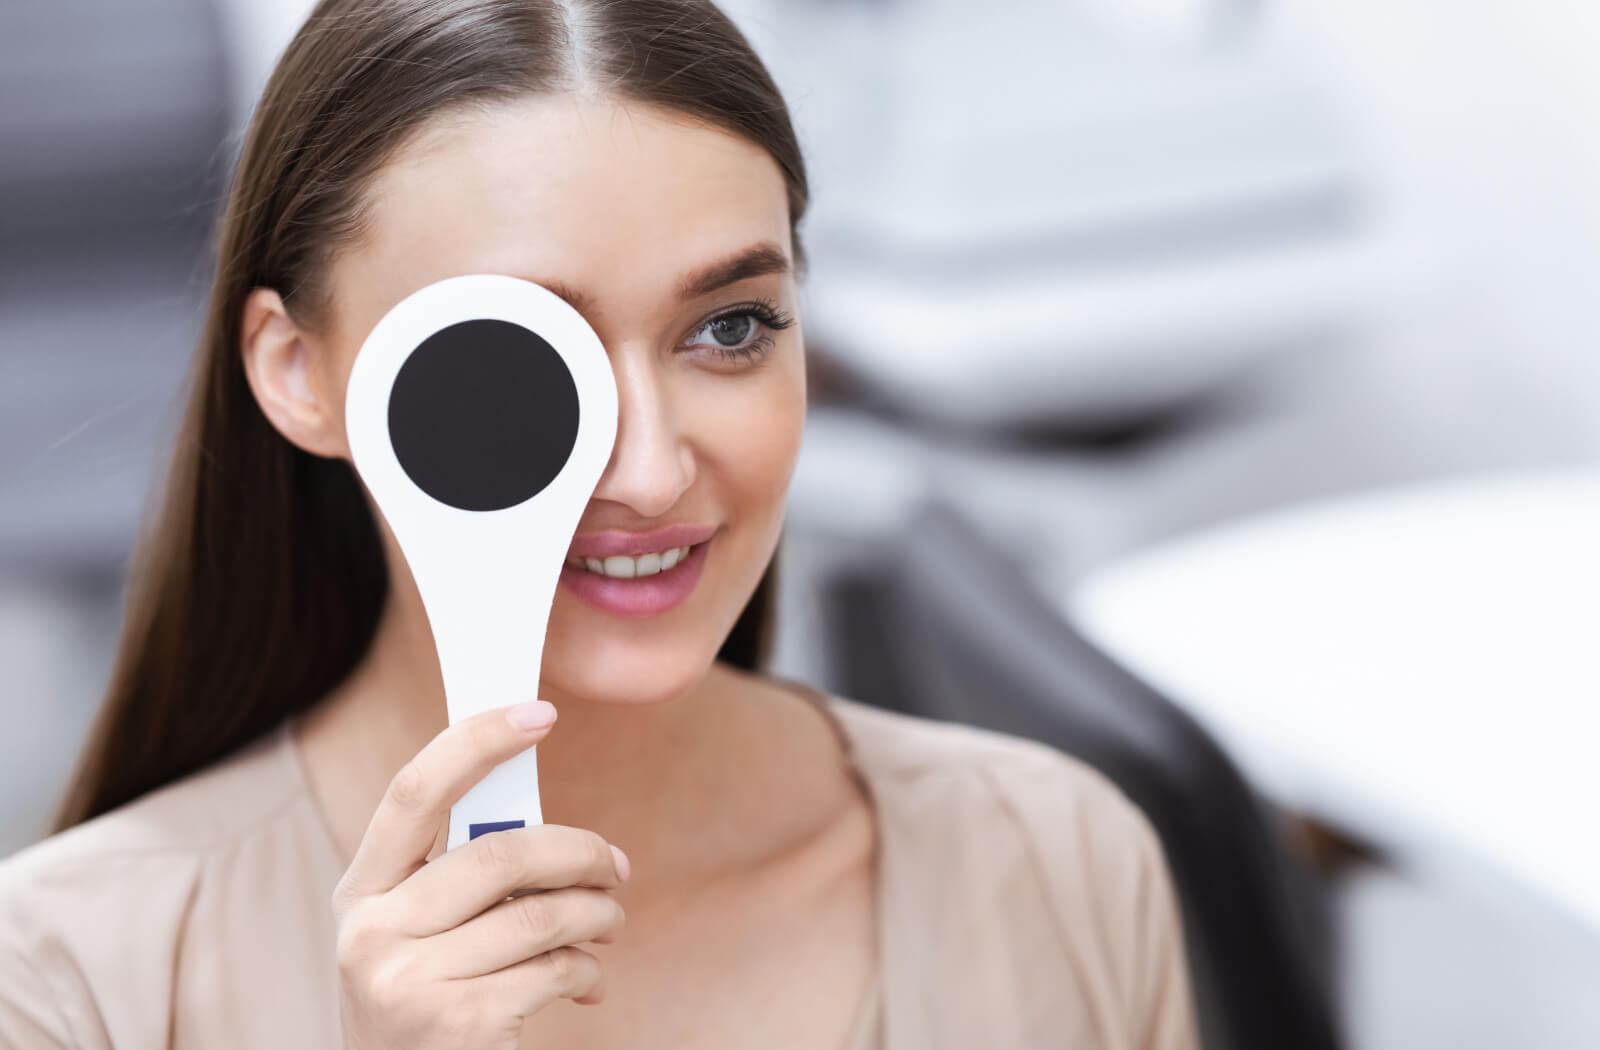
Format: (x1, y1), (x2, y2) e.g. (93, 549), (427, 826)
(344, 273), (618, 851)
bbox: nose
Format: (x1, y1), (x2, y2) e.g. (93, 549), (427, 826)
(587, 348), (693, 519)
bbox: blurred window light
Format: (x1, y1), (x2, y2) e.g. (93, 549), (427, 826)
(212, 0), (318, 129)
(1070, 467), (1600, 932)
(1079, 0), (1262, 48)
(767, 0), (1412, 430)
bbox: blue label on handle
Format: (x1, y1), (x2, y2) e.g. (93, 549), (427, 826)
(469, 819), (526, 839)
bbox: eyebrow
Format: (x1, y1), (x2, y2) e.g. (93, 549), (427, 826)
(535, 242), (791, 316)
(676, 242), (791, 301)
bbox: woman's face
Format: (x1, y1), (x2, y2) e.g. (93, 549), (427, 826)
(305, 95), (806, 706)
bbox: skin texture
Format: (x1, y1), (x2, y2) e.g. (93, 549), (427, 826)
(239, 96), (877, 1047)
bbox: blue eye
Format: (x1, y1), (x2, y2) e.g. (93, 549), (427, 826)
(685, 298), (795, 363)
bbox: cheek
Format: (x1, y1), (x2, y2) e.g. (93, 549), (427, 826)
(689, 357), (806, 512)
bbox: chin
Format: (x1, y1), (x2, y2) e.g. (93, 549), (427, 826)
(543, 634), (714, 707)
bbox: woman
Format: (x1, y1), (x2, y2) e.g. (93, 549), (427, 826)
(0, 1), (1199, 1047)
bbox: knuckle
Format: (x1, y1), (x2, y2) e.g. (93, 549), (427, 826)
(334, 927), (361, 972)
(385, 761), (431, 814)
(435, 999), (483, 1044)
(543, 944), (578, 983)
(513, 895), (558, 943)
(334, 910), (381, 973)
(474, 828), (521, 880)
(550, 945), (599, 991)
(580, 963), (605, 999)
(367, 952), (419, 1009)
(329, 878), (358, 920)
(573, 948), (603, 992)
(583, 831), (614, 876)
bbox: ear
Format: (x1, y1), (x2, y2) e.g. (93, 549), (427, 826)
(240, 287), (348, 459)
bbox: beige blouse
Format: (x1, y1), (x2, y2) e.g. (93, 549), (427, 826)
(0, 684), (1198, 1049)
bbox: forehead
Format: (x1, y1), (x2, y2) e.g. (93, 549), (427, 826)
(332, 95), (791, 335)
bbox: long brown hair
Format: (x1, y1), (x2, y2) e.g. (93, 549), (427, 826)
(52, 0), (808, 833)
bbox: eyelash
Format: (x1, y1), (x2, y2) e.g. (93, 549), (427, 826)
(686, 297), (795, 363)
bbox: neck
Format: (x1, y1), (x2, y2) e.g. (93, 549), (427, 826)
(295, 571), (811, 887)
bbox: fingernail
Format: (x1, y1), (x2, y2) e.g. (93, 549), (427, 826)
(610, 844), (631, 882)
(508, 700), (557, 730)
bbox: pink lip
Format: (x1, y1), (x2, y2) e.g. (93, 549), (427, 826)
(560, 534), (712, 618)
(567, 523), (718, 559)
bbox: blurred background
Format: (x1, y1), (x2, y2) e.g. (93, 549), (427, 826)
(2, 1), (1597, 1048)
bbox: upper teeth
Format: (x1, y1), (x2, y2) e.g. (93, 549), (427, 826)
(567, 546), (691, 578)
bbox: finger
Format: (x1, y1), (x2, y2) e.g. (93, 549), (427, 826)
(478, 945), (606, 1015)
(387, 824), (628, 936)
(419, 887), (625, 979)
(339, 702), (557, 897)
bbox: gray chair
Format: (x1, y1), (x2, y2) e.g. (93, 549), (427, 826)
(821, 497), (1343, 1050)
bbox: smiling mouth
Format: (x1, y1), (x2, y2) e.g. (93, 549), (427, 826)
(563, 542), (701, 579)
(558, 537), (711, 618)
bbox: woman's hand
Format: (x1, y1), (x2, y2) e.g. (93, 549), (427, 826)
(331, 701), (630, 1050)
